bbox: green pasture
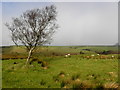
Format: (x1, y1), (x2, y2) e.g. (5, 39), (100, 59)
(1, 46), (119, 88)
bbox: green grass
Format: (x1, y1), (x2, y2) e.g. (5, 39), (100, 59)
(1, 45), (118, 59)
(2, 46), (119, 88)
(2, 56), (118, 88)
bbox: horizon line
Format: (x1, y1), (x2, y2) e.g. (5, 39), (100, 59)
(0, 44), (118, 47)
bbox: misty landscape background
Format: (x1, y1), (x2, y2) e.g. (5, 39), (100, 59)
(2, 2), (118, 46)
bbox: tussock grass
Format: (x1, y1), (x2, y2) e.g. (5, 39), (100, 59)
(2, 46), (119, 88)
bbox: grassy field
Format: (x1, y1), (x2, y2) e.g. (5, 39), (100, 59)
(1, 46), (119, 88)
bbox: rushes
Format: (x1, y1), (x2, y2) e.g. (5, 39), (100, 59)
(40, 79), (46, 86)
(71, 74), (80, 81)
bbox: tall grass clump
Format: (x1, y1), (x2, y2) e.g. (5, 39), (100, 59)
(40, 79), (46, 86)
(61, 79), (72, 88)
(71, 74), (80, 81)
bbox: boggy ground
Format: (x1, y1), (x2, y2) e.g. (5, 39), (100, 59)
(1, 46), (119, 88)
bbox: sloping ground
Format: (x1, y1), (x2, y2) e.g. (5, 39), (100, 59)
(1, 46), (119, 60)
(2, 56), (118, 88)
(2, 46), (119, 88)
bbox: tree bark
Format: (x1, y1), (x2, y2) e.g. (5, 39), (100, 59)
(26, 47), (35, 65)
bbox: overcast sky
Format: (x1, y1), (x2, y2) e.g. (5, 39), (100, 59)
(2, 2), (118, 46)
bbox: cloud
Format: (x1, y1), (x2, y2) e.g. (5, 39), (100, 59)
(2, 2), (118, 46)
(51, 2), (118, 45)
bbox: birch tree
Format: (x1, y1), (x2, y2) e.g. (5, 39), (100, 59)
(5, 5), (58, 65)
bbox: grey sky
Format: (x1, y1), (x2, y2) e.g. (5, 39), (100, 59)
(2, 2), (118, 46)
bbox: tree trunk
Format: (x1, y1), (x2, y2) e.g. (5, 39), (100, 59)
(26, 47), (34, 65)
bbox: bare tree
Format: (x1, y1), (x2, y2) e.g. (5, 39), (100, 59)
(5, 5), (58, 65)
